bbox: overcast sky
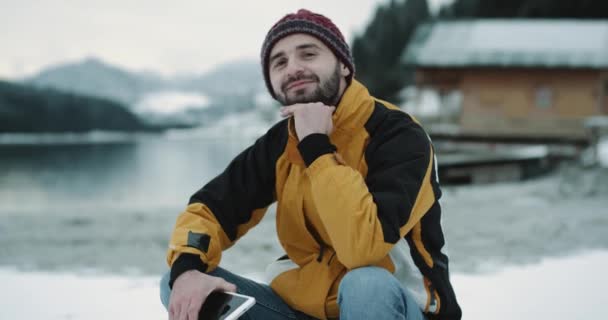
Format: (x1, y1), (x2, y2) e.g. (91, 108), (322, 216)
(0, 0), (449, 79)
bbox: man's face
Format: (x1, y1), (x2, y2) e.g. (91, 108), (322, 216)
(268, 34), (350, 106)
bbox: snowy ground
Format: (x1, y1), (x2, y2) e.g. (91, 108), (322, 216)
(1, 166), (606, 319)
(2, 250), (607, 319)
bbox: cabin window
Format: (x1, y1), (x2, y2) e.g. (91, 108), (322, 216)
(535, 86), (553, 109)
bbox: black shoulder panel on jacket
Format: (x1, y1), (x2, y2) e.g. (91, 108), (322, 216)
(189, 118), (289, 241)
(364, 101), (431, 243)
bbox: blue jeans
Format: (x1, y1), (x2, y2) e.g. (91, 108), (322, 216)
(160, 266), (426, 320)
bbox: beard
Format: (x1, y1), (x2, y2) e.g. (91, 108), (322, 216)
(277, 63), (341, 106)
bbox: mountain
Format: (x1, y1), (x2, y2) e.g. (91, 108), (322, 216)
(26, 57), (264, 103)
(0, 80), (146, 133)
(175, 59), (264, 96)
(26, 57), (167, 106)
(22, 57), (272, 129)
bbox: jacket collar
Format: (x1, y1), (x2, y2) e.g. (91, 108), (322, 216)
(287, 79), (374, 139)
(285, 79), (375, 166)
(332, 79), (375, 133)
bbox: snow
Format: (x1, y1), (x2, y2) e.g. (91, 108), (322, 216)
(599, 137), (608, 167)
(406, 20), (608, 68)
(134, 90), (209, 115)
(453, 251), (608, 319)
(2, 251), (607, 320)
(163, 109), (278, 142)
(401, 87), (442, 117)
(0, 269), (165, 320)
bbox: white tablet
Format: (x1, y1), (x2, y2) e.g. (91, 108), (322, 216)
(199, 291), (256, 320)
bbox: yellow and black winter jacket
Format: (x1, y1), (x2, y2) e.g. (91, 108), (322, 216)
(167, 80), (462, 319)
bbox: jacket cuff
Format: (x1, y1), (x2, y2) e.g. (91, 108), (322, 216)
(297, 133), (337, 167)
(169, 253), (209, 289)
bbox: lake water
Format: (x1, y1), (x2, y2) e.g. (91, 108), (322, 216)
(1, 130), (607, 278)
(0, 132), (270, 275)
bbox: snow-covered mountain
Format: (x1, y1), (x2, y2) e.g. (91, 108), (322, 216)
(26, 57), (264, 105)
(134, 90), (211, 127)
(174, 59), (263, 97)
(24, 57), (274, 129)
(27, 57), (167, 106)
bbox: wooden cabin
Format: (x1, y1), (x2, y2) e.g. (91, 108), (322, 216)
(403, 20), (608, 142)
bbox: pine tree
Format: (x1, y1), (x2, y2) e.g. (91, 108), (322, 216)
(351, 0), (430, 102)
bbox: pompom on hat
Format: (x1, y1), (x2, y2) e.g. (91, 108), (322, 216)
(260, 9), (355, 98)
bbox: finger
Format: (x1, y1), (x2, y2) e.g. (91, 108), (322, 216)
(219, 280), (237, 293)
(280, 106), (295, 116)
(187, 300), (202, 320)
(174, 302), (184, 320)
(169, 295), (180, 320)
(284, 104), (305, 113)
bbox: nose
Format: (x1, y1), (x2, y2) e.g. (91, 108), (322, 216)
(285, 58), (305, 80)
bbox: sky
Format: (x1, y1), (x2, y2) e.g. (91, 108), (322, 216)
(0, 0), (450, 79)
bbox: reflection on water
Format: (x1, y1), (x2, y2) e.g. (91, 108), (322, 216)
(0, 134), (274, 275)
(0, 136), (251, 212)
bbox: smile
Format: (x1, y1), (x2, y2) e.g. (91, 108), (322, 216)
(286, 80), (316, 91)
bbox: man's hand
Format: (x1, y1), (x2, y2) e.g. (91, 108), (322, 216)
(280, 102), (335, 140)
(169, 270), (237, 320)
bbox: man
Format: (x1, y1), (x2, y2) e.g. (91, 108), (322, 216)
(160, 9), (461, 320)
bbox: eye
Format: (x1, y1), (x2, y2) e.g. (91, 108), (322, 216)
(273, 58), (287, 70)
(302, 51), (317, 59)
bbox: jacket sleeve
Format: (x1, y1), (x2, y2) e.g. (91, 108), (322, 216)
(297, 110), (437, 269)
(167, 120), (288, 287)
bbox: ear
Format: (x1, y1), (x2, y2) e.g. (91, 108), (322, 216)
(340, 63), (350, 77)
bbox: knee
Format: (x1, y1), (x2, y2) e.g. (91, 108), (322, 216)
(338, 266), (402, 303)
(160, 271), (171, 310)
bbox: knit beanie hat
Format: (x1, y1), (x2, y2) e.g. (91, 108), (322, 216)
(260, 9), (355, 98)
